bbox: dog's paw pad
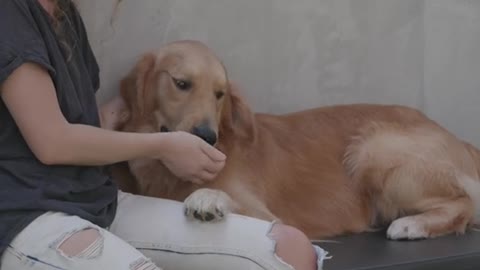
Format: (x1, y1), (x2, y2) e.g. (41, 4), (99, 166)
(387, 216), (427, 240)
(190, 210), (216, 222)
(183, 189), (233, 222)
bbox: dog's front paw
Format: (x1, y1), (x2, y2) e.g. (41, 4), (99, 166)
(183, 189), (233, 222)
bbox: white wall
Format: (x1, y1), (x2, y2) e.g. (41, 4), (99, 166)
(424, 0), (480, 147)
(75, 0), (480, 146)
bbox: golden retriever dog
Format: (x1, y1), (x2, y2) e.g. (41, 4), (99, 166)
(111, 40), (480, 241)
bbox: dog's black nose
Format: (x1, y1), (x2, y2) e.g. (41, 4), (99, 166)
(192, 123), (217, 146)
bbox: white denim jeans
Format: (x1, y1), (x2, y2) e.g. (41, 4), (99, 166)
(1, 191), (329, 270)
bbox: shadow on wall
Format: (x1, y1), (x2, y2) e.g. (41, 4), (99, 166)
(74, 0), (480, 146)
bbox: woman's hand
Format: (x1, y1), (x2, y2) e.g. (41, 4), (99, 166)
(157, 131), (226, 184)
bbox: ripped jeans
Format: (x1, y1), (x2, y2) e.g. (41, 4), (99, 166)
(1, 191), (328, 270)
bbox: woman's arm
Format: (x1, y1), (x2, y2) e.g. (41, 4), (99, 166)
(0, 62), (225, 182)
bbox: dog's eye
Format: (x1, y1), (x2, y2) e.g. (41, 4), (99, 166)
(173, 78), (191, 91)
(215, 91), (224, 100)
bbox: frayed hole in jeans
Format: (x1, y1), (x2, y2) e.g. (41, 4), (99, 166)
(54, 228), (103, 259)
(266, 221), (296, 270)
(130, 257), (161, 270)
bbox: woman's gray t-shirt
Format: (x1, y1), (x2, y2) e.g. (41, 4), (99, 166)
(0, 0), (118, 259)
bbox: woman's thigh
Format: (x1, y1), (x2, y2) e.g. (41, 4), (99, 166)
(110, 191), (328, 270)
(1, 211), (162, 270)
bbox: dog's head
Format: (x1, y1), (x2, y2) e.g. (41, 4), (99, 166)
(120, 40), (254, 146)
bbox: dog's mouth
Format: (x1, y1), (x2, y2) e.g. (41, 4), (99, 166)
(160, 126), (170, 133)
(160, 125), (218, 146)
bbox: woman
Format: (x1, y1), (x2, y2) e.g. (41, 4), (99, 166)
(0, 0), (327, 269)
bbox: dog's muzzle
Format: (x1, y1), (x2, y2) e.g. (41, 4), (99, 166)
(160, 124), (217, 146)
(192, 123), (217, 146)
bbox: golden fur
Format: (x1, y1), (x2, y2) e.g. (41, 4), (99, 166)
(111, 40), (480, 240)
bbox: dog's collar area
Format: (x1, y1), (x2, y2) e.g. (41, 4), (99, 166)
(160, 126), (170, 132)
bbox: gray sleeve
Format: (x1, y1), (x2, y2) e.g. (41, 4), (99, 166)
(0, 0), (55, 84)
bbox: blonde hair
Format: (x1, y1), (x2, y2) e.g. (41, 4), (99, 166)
(49, 0), (64, 32)
(49, 0), (73, 60)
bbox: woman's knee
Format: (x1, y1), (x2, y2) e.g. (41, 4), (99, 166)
(270, 224), (318, 270)
(57, 228), (102, 258)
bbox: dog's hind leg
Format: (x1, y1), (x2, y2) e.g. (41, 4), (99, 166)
(386, 196), (473, 240)
(371, 164), (476, 240)
(345, 123), (479, 239)
(367, 160), (476, 240)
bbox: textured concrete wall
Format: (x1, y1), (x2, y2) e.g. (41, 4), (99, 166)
(75, 0), (480, 146)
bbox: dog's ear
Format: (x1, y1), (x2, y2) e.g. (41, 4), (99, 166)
(120, 52), (157, 117)
(220, 82), (255, 141)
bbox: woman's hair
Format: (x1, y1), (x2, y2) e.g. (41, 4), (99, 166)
(49, 0), (73, 60)
(49, 0), (64, 33)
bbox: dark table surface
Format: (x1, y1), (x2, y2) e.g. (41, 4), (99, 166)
(316, 229), (480, 270)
